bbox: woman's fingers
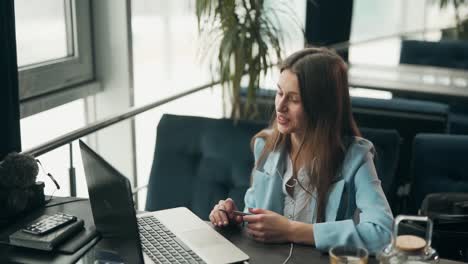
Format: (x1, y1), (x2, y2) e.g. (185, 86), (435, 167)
(242, 213), (264, 223)
(211, 203), (229, 226)
(224, 198), (238, 212)
(210, 205), (224, 226)
(218, 199), (234, 215)
(215, 202), (229, 225)
(213, 207), (289, 243)
(245, 211), (292, 243)
(246, 228), (266, 242)
(217, 211), (229, 226)
(209, 211), (216, 225)
(246, 222), (265, 232)
(209, 208), (220, 226)
(209, 198), (240, 227)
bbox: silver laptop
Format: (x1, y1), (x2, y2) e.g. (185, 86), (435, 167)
(79, 140), (249, 264)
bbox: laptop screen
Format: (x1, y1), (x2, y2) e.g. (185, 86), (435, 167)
(79, 140), (143, 263)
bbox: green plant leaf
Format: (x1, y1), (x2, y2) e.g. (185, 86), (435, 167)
(195, 0), (303, 120)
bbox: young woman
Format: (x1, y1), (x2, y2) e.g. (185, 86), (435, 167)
(209, 47), (393, 254)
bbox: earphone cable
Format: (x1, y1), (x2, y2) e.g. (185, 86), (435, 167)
(282, 242), (294, 264)
(36, 159), (61, 190)
(282, 172), (297, 264)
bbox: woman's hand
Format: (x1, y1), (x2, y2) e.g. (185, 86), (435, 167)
(242, 208), (293, 243)
(209, 198), (243, 227)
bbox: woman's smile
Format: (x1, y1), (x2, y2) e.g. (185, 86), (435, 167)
(277, 114), (289, 125)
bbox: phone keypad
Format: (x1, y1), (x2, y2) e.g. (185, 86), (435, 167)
(23, 213), (76, 235)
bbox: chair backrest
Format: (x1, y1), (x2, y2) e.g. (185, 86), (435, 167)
(407, 133), (468, 214)
(449, 113), (468, 135)
(145, 114), (266, 220)
(351, 97), (449, 134)
(145, 114), (403, 218)
(400, 40), (468, 70)
(352, 97), (450, 213)
(360, 128), (400, 209)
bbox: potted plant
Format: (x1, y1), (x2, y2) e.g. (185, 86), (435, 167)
(195, 0), (303, 120)
(434, 0), (468, 39)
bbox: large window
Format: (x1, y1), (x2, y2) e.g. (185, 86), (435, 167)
(16, 0), (97, 198)
(15, 1), (68, 67)
(349, 0), (463, 66)
(131, 0), (220, 209)
(20, 99), (87, 197)
(15, 0), (96, 118)
(130, 0), (306, 209)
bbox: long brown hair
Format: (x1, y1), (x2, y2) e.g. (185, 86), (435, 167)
(253, 47), (360, 222)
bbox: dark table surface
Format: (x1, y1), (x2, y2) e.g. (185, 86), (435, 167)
(79, 221), (465, 264)
(215, 224), (468, 264)
(1, 197), (465, 264)
(215, 224), (334, 264)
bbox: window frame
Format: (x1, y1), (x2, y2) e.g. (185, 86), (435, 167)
(18, 0), (97, 117)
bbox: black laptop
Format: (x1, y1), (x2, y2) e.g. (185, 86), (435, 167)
(79, 140), (249, 264)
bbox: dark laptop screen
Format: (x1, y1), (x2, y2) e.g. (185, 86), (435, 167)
(79, 140), (143, 263)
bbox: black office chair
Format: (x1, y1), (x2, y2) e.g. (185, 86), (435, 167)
(400, 40), (468, 70)
(450, 113), (468, 135)
(407, 133), (468, 214)
(145, 114), (266, 220)
(145, 114), (402, 220)
(401, 134), (468, 261)
(352, 96), (449, 213)
(351, 96), (449, 148)
(360, 128), (400, 211)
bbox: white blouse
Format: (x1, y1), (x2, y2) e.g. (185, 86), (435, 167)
(282, 154), (317, 224)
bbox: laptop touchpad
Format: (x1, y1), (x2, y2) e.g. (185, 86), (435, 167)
(181, 228), (226, 249)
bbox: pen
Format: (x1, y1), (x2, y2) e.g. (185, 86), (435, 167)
(219, 209), (253, 216)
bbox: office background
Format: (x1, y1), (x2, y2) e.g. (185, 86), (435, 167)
(1, 0), (466, 211)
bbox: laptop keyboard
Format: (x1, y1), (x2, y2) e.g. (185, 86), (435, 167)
(137, 216), (206, 264)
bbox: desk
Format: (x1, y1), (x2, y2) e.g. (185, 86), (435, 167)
(216, 226), (331, 264)
(79, 216), (465, 263)
(78, 221), (465, 264)
(349, 64), (468, 101)
(211, 225), (466, 264)
(1, 197), (464, 264)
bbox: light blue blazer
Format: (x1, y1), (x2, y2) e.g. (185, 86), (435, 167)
(243, 137), (394, 254)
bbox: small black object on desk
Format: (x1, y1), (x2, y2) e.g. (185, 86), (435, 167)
(9, 216), (84, 251)
(0, 196), (99, 264)
(21, 213), (77, 236)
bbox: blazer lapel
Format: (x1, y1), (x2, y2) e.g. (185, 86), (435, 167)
(263, 151), (284, 175)
(256, 144), (287, 214)
(325, 177), (346, 222)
